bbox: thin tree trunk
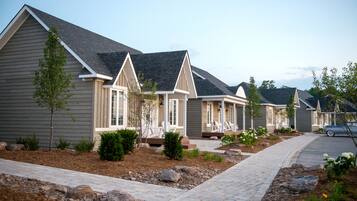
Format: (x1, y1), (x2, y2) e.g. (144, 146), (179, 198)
(49, 109), (54, 150)
(250, 110), (254, 129)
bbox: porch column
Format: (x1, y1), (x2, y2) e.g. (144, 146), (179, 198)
(164, 93), (169, 132)
(242, 105), (246, 130)
(333, 112), (336, 126)
(183, 94), (188, 136)
(221, 100), (225, 132)
(294, 108), (297, 130)
(233, 103), (237, 131)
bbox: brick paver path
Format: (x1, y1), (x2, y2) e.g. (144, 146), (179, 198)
(172, 134), (319, 201)
(0, 158), (185, 201)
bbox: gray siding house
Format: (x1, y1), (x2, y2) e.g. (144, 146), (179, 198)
(0, 5), (197, 147)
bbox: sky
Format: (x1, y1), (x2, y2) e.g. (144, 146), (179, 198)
(1, 0), (357, 89)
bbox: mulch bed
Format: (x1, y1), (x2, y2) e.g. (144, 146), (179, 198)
(0, 148), (240, 189)
(262, 165), (357, 201)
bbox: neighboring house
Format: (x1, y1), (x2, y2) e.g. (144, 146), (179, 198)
(319, 95), (357, 125)
(296, 90), (330, 132)
(0, 5), (196, 147)
(187, 66), (247, 138)
(234, 83), (300, 132)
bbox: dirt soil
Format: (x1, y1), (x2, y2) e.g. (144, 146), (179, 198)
(0, 148), (237, 189)
(263, 165), (357, 201)
(218, 135), (283, 153)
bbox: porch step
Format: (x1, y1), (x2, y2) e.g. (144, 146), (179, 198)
(181, 137), (197, 150)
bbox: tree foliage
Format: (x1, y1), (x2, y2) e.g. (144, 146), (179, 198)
(33, 27), (72, 149)
(247, 77), (261, 128)
(259, 80), (276, 90)
(286, 94), (295, 118)
(339, 62), (357, 105)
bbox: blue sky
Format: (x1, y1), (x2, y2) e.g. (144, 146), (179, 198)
(1, 0), (357, 89)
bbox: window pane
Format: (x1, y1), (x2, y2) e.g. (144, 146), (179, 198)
(111, 90), (117, 125)
(118, 91), (124, 125)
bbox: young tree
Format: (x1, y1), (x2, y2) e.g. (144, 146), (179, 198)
(286, 94), (295, 128)
(259, 80), (276, 90)
(247, 77), (261, 129)
(339, 62), (357, 105)
(33, 27), (72, 150)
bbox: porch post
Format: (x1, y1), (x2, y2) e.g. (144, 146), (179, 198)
(294, 108), (297, 130)
(333, 112), (336, 126)
(183, 94), (188, 137)
(233, 103), (237, 131)
(164, 93), (169, 132)
(242, 105), (246, 131)
(221, 100), (225, 132)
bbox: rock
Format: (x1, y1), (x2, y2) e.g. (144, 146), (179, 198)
(53, 185), (68, 194)
(287, 175), (318, 193)
(224, 148), (242, 156)
(304, 165), (323, 171)
(138, 143), (150, 149)
(0, 142), (7, 151)
(106, 190), (137, 201)
(6, 144), (24, 151)
(209, 136), (218, 140)
(174, 166), (199, 175)
(67, 185), (97, 200)
(159, 169), (181, 182)
(261, 142), (270, 147)
(40, 185), (52, 191)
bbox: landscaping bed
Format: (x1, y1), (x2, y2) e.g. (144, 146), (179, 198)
(263, 164), (357, 201)
(0, 148), (241, 189)
(218, 135), (283, 153)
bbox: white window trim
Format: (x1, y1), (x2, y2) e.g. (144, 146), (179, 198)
(109, 88), (128, 129)
(169, 99), (179, 127)
(206, 102), (213, 127)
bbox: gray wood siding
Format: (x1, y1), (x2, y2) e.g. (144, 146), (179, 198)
(242, 105), (268, 130)
(0, 16), (94, 147)
(187, 99), (202, 138)
(296, 100), (313, 132)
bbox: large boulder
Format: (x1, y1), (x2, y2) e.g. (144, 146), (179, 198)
(67, 185), (97, 200)
(106, 190), (137, 201)
(6, 144), (24, 151)
(287, 175), (318, 193)
(159, 169), (181, 182)
(0, 142), (7, 151)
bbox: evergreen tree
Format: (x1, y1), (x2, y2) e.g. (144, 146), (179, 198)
(247, 77), (261, 129)
(259, 80), (276, 90)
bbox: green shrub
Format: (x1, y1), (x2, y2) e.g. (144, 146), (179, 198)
(203, 152), (224, 162)
(184, 148), (200, 158)
(163, 132), (183, 160)
(323, 152), (356, 179)
(118, 129), (138, 154)
(239, 129), (258, 145)
(56, 137), (70, 150)
(16, 135), (39, 151)
(75, 139), (94, 153)
(256, 126), (268, 136)
(329, 181), (345, 201)
(98, 131), (124, 161)
(221, 134), (239, 145)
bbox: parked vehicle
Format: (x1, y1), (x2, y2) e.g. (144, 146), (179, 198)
(324, 122), (357, 137)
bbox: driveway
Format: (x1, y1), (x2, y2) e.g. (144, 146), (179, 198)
(295, 135), (357, 167)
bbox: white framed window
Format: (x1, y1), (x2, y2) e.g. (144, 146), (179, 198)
(169, 99), (178, 127)
(110, 89), (127, 127)
(207, 103), (213, 125)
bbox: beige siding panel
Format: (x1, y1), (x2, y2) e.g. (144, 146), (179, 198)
(0, 16), (94, 147)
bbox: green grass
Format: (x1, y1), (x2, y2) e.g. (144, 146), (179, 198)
(183, 148), (200, 158)
(203, 152), (224, 162)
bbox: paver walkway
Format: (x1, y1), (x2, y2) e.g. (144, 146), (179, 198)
(0, 158), (185, 201)
(296, 135), (357, 167)
(172, 134), (319, 201)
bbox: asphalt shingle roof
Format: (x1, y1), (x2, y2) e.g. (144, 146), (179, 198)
(97, 52), (128, 85)
(236, 82), (271, 104)
(260, 87), (297, 105)
(27, 5), (142, 77)
(297, 90), (318, 108)
(192, 66), (235, 96)
(319, 95), (357, 113)
(131, 51), (187, 91)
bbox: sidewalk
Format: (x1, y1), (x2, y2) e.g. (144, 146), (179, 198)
(173, 134), (319, 201)
(0, 158), (185, 201)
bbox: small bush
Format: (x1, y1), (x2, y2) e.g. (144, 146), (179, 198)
(239, 129), (258, 145)
(316, 128), (324, 134)
(275, 127), (292, 134)
(323, 152), (356, 179)
(221, 134), (239, 145)
(118, 129), (138, 154)
(56, 137), (70, 150)
(75, 139), (94, 153)
(16, 135), (39, 151)
(329, 181), (345, 201)
(163, 132), (183, 160)
(256, 126), (268, 136)
(16, 137), (26, 145)
(184, 148), (200, 158)
(98, 131), (124, 161)
(203, 152), (224, 162)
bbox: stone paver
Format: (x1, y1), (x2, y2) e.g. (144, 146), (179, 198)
(190, 139), (225, 153)
(173, 134), (319, 201)
(0, 158), (185, 201)
(296, 135), (357, 167)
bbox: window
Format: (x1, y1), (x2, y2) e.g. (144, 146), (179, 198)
(169, 99), (178, 126)
(111, 89), (126, 127)
(207, 103), (213, 125)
